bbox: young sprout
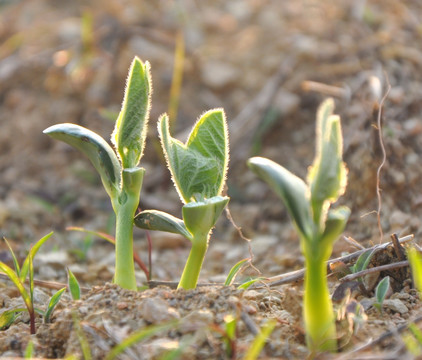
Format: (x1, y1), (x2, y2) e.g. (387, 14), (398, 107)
(135, 109), (229, 289)
(44, 57), (151, 290)
(0, 232), (53, 334)
(373, 276), (390, 313)
(248, 98), (350, 353)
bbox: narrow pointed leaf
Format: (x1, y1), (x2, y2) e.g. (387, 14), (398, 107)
(248, 156), (312, 240)
(43, 124), (121, 198)
(353, 248), (376, 274)
(134, 210), (192, 240)
(112, 57), (152, 168)
(408, 247), (422, 294)
(225, 258), (249, 286)
(158, 109), (229, 203)
(44, 287), (66, 323)
(67, 268), (81, 300)
(20, 232), (53, 282)
(3, 238), (20, 276)
(375, 276), (390, 305)
(0, 262), (32, 312)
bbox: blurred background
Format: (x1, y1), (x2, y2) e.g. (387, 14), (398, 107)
(1, 0), (422, 284)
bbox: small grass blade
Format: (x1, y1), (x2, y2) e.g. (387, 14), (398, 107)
(238, 277), (265, 290)
(243, 319), (276, 360)
(72, 311), (92, 360)
(20, 232), (54, 282)
(67, 268), (81, 300)
(0, 308), (26, 330)
(352, 248), (376, 274)
(105, 320), (179, 360)
(44, 287), (66, 323)
(3, 237), (20, 276)
(225, 258), (249, 286)
(408, 247), (422, 294)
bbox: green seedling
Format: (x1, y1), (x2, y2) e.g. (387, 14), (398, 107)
(44, 287), (67, 323)
(248, 98), (350, 353)
(0, 232), (53, 334)
(135, 109), (229, 289)
(244, 319), (277, 360)
(373, 276), (390, 313)
(44, 57), (151, 290)
(408, 246), (422, 295)
(24, 339), (34, 359)
(225, 258), (249, 286)
(67, 268), (81, 300)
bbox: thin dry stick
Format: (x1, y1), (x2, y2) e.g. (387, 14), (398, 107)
(0, 272), (90, 292)
(339, 260), (409, 282)
(375, 78), (391, 243)
(261, 234), (413, 287)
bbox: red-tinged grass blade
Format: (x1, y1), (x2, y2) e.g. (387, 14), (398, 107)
(28, 250), (35, 334)
(224, 258), (249, 286)
(105, 320), (180, 360)
(3, 237), (20, 276)
(20, 232), (54, 282)
(66, 226), (149, 279)
(243, 319), (277, 360)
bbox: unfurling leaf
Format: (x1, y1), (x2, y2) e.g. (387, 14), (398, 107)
(247, 157), (312, 241)
(134, 210), (192, 240)
(67, 268), (81, 300)
(158, 109), (229, 203)
(43, 124), (121, 199)
(112, 57), (152, 169)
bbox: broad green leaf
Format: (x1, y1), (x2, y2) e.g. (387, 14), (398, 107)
(67, 268), (81, 300)
(408, 247), (422, 294)
(112, 57), (151, 168)
(182, 196), (229, 237)
(247, 157), (312, 241)
(20, 232), (53, 282)
(43, 124), (121, 199)
(0, 262), (32, 313)
(44, 287), (66, 323)
(134, 210), (192, 240)
(225, 258), (249, 286)
(307, 99), (347, 224)
(159, 109), (229, 203)
(375, 276), (390, 306)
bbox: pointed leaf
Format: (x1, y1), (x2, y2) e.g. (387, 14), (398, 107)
(408, 247), (422, 294)
(375, 276), (390, 305)
(44, 124), (121, 199)
(248, 156), (312, 241)
(67, 268), (81, 300)
(307, 99), (347, 223)
(44, 287), (66, 323)
(134, 210), (192, 240)
(0, 262), (32, 312)
(3, 238), (20, 276)
(158, 109), (229, 203)
(112, 57), (152, 168)
(20, 232), (53, 282)
(353, 248), (376, 274)
(225, 258), (249, 286)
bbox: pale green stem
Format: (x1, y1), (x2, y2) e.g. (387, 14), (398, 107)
(304, 254), (337, 353)
(177, 233), (208, 290)
(113, 168), (144, 291)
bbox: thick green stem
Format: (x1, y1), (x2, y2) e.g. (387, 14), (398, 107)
(113, 168), (144, 290)
(177, 233), (208, 290)
(304, 254), (337, 353)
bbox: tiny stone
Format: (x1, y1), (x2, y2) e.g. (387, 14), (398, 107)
(383, 299), (408, 314)
(140, 298), (180, 324)
(117, 302), (128, 310)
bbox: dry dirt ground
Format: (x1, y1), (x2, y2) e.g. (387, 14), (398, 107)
(1, 0), (422, 359)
